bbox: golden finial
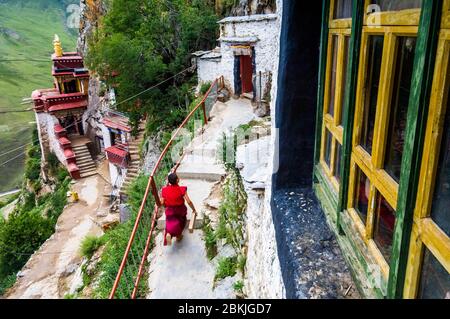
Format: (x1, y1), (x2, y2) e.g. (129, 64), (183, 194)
(53, 34), (63, 57)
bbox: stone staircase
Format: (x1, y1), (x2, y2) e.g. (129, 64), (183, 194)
(72, 144), (97, 178)
(146, 98), (257, 299)
(119, 125), (146, 196)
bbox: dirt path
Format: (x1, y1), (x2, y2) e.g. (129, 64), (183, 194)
(6, 171), (112, 299)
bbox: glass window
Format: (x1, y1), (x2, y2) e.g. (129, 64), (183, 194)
(334, 143), (342, 182)
(328, 36), (339, 117)
(373, 193), (396, 263)
(369, 0), (423, 11)
(418, 248), (450, 299)
(355, 167), (370, 224)
(334, 0), (353, 19)
(361, 36), (384, 154)
(338, 36), (351, 126)
(325, 130), (333, 168)
(384, 37), (417, 183)
(430, 91), (450, 237)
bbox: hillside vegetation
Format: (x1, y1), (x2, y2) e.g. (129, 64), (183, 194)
(0, 0), (77, 192)
(86, 0), (218, 133)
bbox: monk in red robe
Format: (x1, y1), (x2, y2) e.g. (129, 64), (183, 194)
(160, 173), (197, 246)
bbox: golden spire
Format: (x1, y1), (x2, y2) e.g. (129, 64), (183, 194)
(53, 34), (63, 57)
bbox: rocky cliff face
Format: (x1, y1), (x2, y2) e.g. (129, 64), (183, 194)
(216, 0), (276, 17)
(77, 0), (106, 56)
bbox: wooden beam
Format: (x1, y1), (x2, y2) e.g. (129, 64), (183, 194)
(337, 0), (365, 231)
(387, 0), (443, 299)
(313, 0), (331, 167)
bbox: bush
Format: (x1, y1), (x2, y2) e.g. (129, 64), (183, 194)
(0, 208), (53, 278)
(233, 280), (244, 294)
(215, 257), (237, 281)
(80, 235), (106, 259)
(202, 217), (217, 260)
(200, 82), (212, 95)
(0, 274), (16, 296)
(46, 180), (70, 220)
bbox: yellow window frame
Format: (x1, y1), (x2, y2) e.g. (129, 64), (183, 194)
(363, 0), (422, 27)
(329, 0), (352, 29)
(320, 22), (351, 192)
(403, 29), (450, 299)
(348, 24), (419, 280)
(442, 0), (450, 29)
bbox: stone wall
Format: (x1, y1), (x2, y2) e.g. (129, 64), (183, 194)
(237, 134), (285, 298)
(197, 54), (222, 86)
(214, 0), (284, 299)
(36, 112), (65, 166)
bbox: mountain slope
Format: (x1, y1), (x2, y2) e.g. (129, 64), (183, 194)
(0, 0), (77, 192)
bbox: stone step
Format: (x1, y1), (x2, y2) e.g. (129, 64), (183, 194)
(76, 158), (94, 165)
(75, 153), (92, 160)
(241, 92), (253, 100)
(176, 163), (225, 182)
(80, 165), (97, 172)
(78, 159), (95, 166)
(78, 163), (96, 170)
(73, 145), (89, 150)
(80, 171), (98, 178)
(74, 150), (91, 157)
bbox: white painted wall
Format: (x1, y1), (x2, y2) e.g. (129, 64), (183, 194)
(36, 112), (65, 166)
(240, 2), (286, 299)
(197, 57), (222, 86)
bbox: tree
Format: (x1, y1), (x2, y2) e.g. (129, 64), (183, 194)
(86, 0), (218, 132)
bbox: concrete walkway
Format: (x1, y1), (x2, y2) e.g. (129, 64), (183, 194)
(147, 98), (255, 299)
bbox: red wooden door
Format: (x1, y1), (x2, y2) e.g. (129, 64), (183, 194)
(240, 55), (253, 94)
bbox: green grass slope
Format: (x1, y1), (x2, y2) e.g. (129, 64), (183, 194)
(0, 0), (77, 192)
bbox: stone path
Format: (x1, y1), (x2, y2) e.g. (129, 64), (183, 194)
(147, 98), (255, 299)
(6, 162), (114, 299)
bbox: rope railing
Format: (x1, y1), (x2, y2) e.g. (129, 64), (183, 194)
(109, 76), (224, 299)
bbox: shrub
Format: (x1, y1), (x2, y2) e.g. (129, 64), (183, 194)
(24, 157), (41, 182)
(215, 257), (237, 281)
(0, 274), (16, 296)
(0, 208), (53, 278)
(200, 82), (212, 95)
(80, 235), (106, 259)
(233, 280), (244, 294)
(202, 217), (217, 260)
(63, 293), (77, 299)
(46, 181), (70, 221)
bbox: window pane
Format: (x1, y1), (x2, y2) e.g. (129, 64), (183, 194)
(334, 0), (353, 19)
(338, 36), (351, 126)
(334, 142), (342, 182)
(369, 0), (422, 11)
(430, 87), (450, 237)
(355, 167), (370, 224)
(418, 248), (450, 299)
(384, 37), (417, 183)
(361, 36), (384, 154)
(325, 130), (333, 168)
(373, 193), (396, 263)
(328, 36), (339, 117)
